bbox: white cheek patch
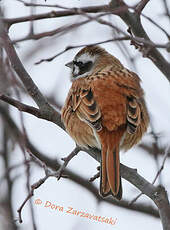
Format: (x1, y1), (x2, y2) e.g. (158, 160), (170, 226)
(73, 65), (79, 75)
(76, 53), (96, 64)
(70, 53), (97, 81)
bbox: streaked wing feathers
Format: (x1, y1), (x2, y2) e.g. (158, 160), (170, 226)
(70, 67), (145, 135)
(127, 96), (141, 134)
(72, 84), (102, 131)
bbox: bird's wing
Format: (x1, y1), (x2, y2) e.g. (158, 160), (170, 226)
(69, 68), (143, 134)
(126, 96), (141, 134)
(90, 68), (144, 133)
(70, 79), (102, 132)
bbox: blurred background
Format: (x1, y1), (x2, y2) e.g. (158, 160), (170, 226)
(0, 0), (170, 229)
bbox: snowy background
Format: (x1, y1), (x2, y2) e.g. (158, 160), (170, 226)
(1, 0), (170, 229)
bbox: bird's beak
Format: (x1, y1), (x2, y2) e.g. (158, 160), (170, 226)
(65, 61), (73, 68)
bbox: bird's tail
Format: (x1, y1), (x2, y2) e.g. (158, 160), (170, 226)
(98, 130), (123, 200)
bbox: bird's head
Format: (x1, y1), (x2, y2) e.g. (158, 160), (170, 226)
(65, 45), (122, 81)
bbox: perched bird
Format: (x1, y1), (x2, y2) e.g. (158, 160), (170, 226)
(61, 46), (149, 200)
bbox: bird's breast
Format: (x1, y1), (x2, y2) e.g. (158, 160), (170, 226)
(61, 105), (100, 149)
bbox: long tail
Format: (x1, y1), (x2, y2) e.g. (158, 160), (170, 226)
(99, 130), (123, 200)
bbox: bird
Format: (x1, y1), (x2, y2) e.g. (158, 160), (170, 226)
(61, 46), (149, 200)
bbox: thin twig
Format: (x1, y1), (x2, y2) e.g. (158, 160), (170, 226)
(35, 35), (170, 65)
(17, 173), (49, 223)
(29, 0), (36, 36)
(13, 18), (91, 43)
(15, 0), (72, 9)
(57, 146), (81, 180)
(12, 73), (37, 230)
(0, 22), (48, 109)
(141, 13), (170, 39)
(135, 0), (150, 15)
(0, 18), (64, 128)
(162, 0), (170, 23)
(4, 4), (127, 27)
(109, 0), (170, 82)
(17, 147), (80, 223)
(152, 146), (170, 184)
(89, 166), (100, 182)
(89, 172), (100, 182)
(112, 21), (138, 72)
(0, 160), (31, 186)
(130, 146), (170, 206)
(35, 36), (130, 65)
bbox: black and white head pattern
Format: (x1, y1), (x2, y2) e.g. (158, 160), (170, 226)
(65, 53), (96, 81)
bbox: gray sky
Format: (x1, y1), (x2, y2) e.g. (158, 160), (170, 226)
(2, 0), (170, 229)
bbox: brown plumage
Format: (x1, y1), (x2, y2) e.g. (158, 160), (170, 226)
(61, 46), (149, 199)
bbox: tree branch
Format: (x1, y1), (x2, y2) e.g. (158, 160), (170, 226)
(3, 1), (170, 81)
(0, 18), (64, 130)
(35, 37), (130, 64)
(12, 19), (91, 43)
(35, 36), (170, 65)
(141, 13), (170, 39)
(162, 0), (170, 21)
(152, 146), (170, 185)
(3, 5), (128, 27)
(135, 0), (150, 15)
(85, 147), (170, 230)
(1, 4), (170, 229)
(0, 105), (159, 218)
(0, 36), (168, 223)
(0, 94), (63, 124)
(109, 0), (170, 82)
(16, 0), (70, 8)
(57, 146), (81, 180)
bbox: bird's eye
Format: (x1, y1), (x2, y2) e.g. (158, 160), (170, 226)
(73, 61), (84, 67)
(72, 60), (93, 77)
(77, 61), (84, 67)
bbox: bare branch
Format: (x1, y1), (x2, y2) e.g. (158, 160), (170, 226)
(152, 146), (170, 184)
(15, 0), (74, 9)
(0, 19), (64, 129)
(17, 147), (72, 223)
(130, 146), (170, 217)
(18, 145), (164, 224)
(87, 146), (170, 229)
(0, 160), (31, 186)
(162, 0), (170, 21)
(130, 128), (167, 205)
(109, 0), (170, 82)
(35, 35), (170, 65)
(0, 106), (160, 218)
(141, 13), (170, 39)
(3, 5), (122, 27)
(58, 146), (81, 180)
(135, 0), (150, 15)
(89, 166), (100, 182)
(1, 2), (170, 228)
(3, 2), (170, 81)
(0, 25), (47, 109)
(121, 164), (170, 229)
(17, 171), (53, 223)
(35, 37), (130, 65)
(13, 18), (91, 43)
(0, 94), (63, 124)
